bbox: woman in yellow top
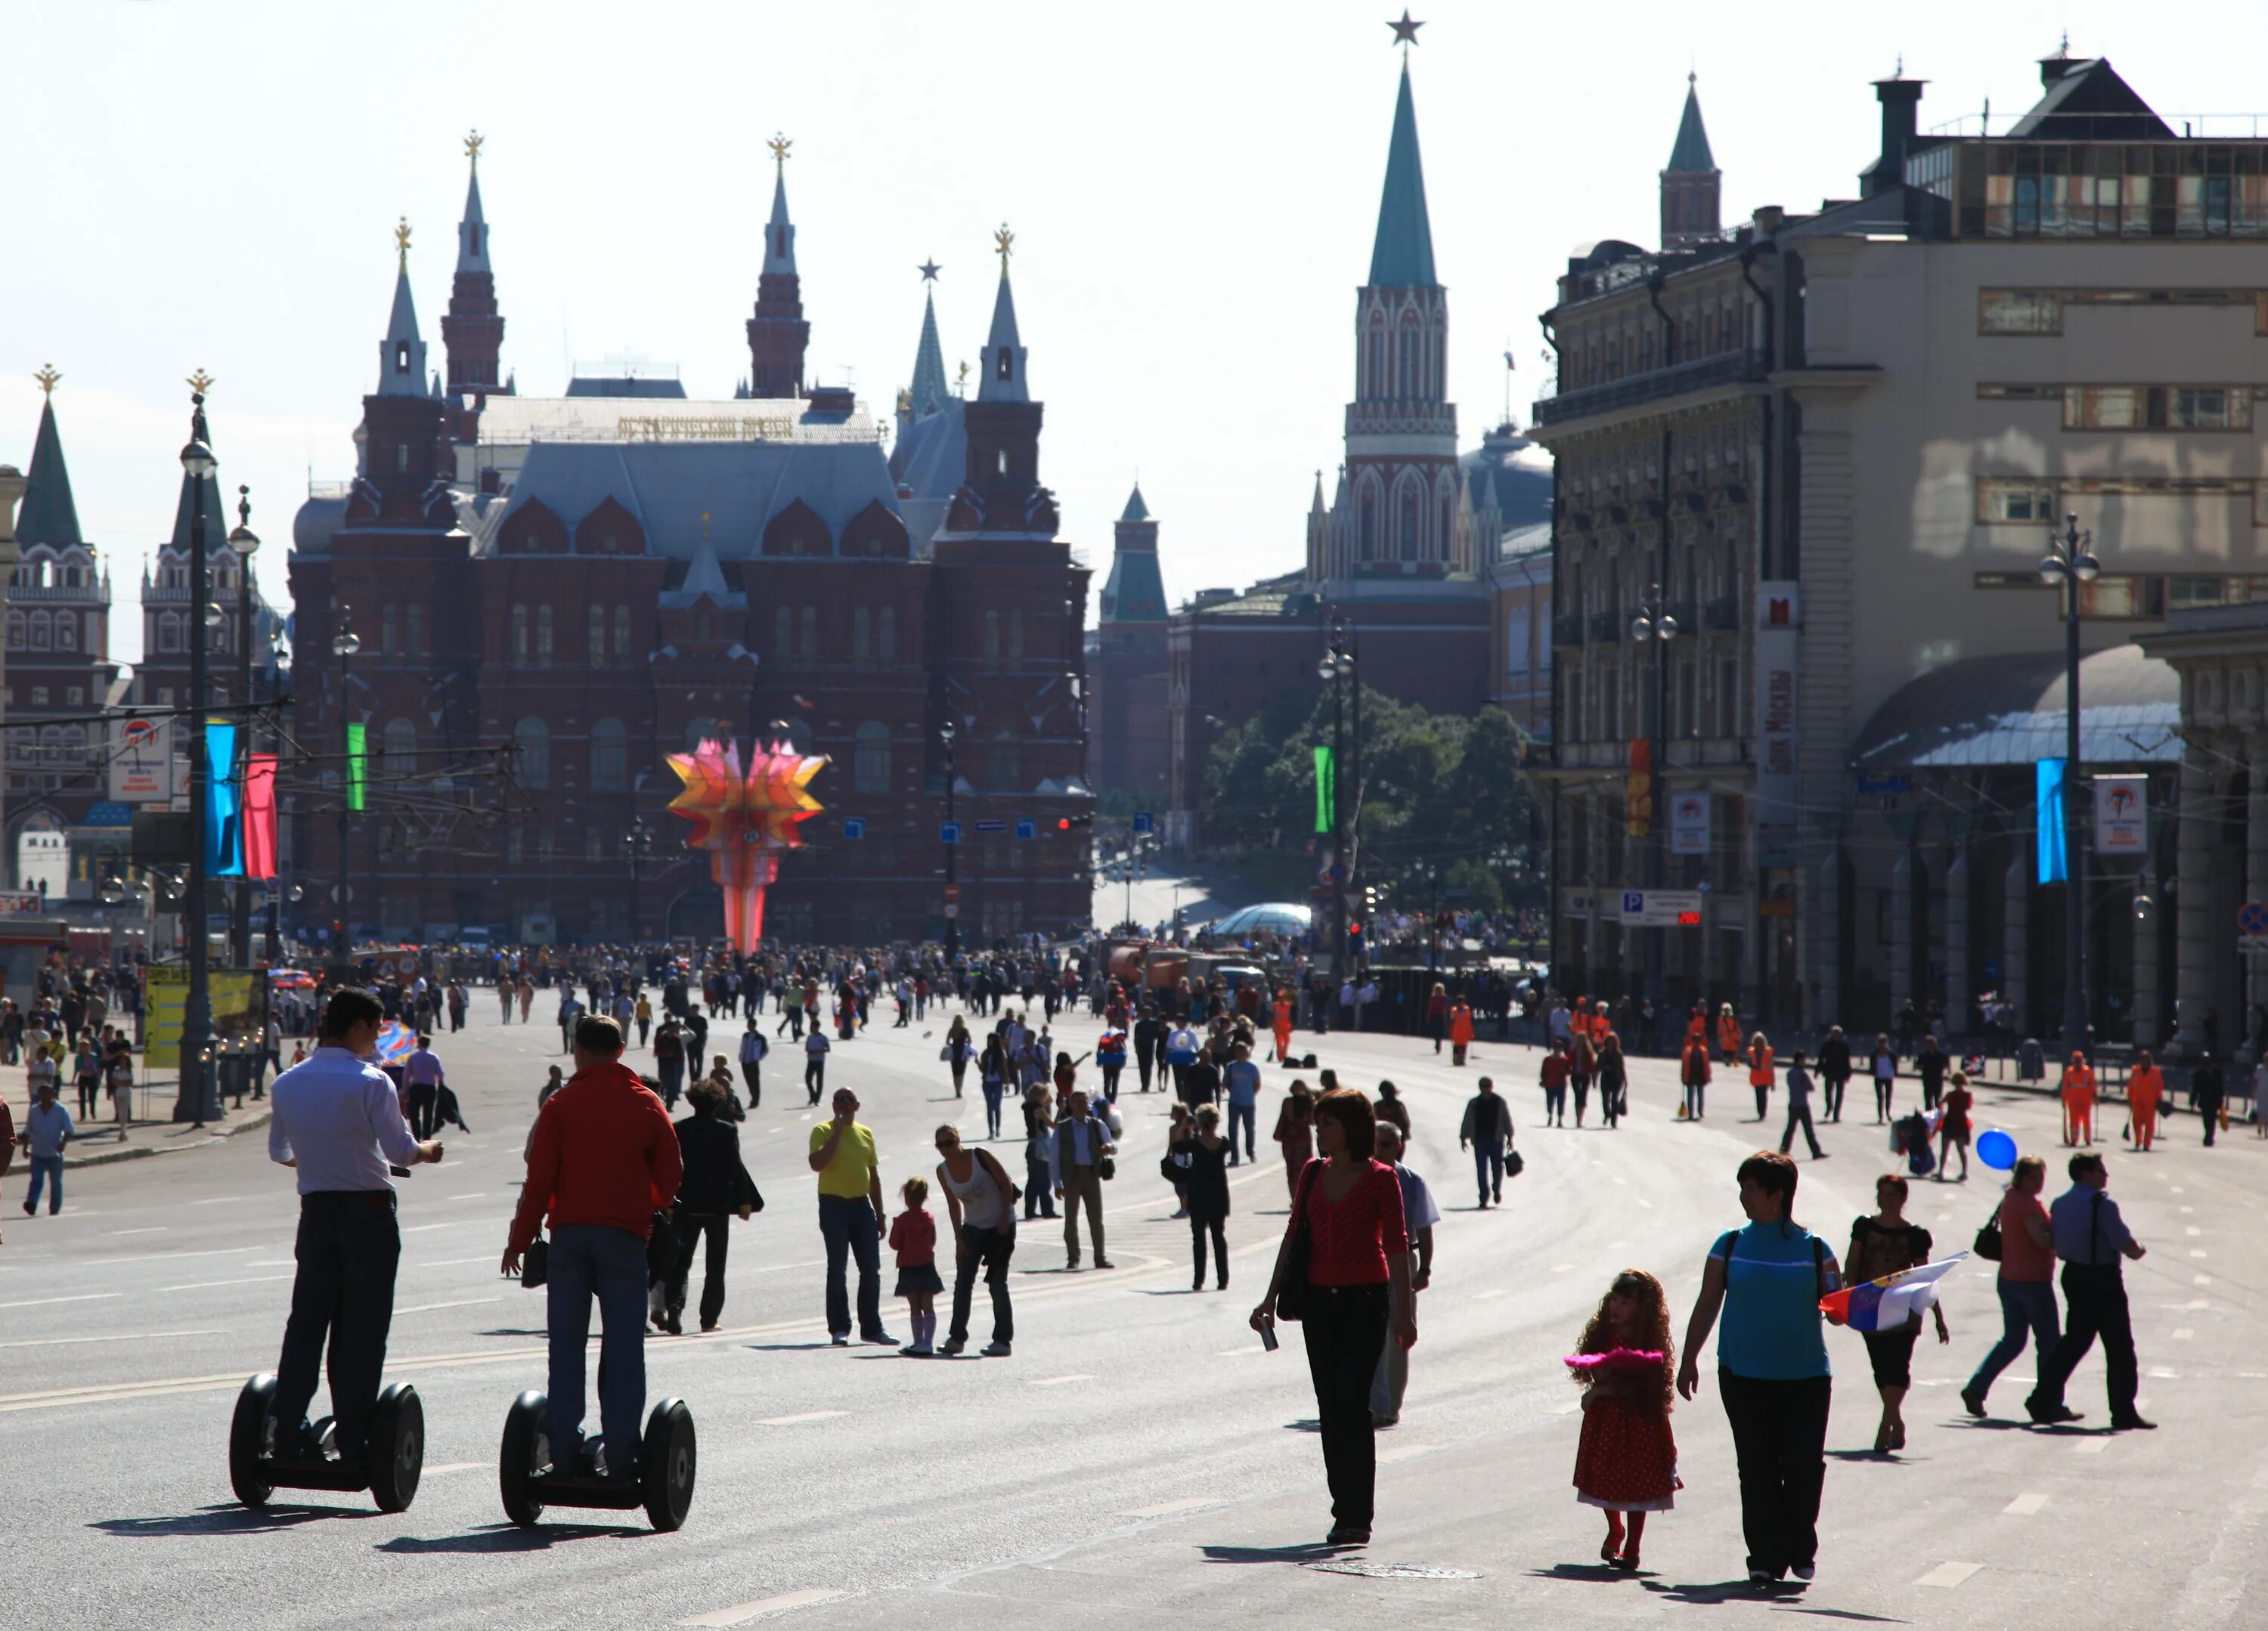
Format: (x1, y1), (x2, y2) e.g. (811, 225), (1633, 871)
(2124, 1049), (2162, 1151)
(1746, 1033), (1776, 1122)
(2059, 1051), (2096, 1146)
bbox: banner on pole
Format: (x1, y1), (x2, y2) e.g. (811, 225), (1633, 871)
(1669, 791), (1710, 856)
(2093, 773), (2147, 856)
(2037, 758), (2068, 884)
(1313, 745), (1335, 834)
(346, 723), (367, 812)
(244, 754), (278, 881)
(207, 723), (243, 877)
(109, 716), (173, 803)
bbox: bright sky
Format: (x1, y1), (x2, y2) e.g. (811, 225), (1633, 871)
(2, 1), (2248, 670)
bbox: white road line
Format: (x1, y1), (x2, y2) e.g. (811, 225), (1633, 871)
(2185, 1299), (2211, 1309)
(2002, 1493), (2048, 1516)
(1636, 1199), (1653, 1209)
(0, 1329), (222, 1350)
(191, 1196), (246, 1205)
(1550, 1399), (1581, 1415)
(1378, 1441), (1436, 1463)
(2172, 1328), (2195, 1341)
(2186, 1226), (2203, 1236)
(249, 1260), (295, 1267)
(1476, 1288), (1507, 1299)
(2074, 1439), (2109, 1454)
(680, 1589), (846, 1628)
(1121, 1496), (1217, 1518)
(421, 1461), (486, 1475)
(108, 1226), (169, 1236)
(445, 1193), (490, 1201)
(2171, 1185), (2186, 1193)
(1916, 1561), (1982, 1589)
(0, 1292), (121, 1311)
(2190, 1250), (2208, 1258)
(758, 1410), (848, 1426)
(396, 1297), (502, 1315)
(2180, 1205), (2195, 1214)
(2196, 1275), (2214, 1286)
(1032, 1373), (1095, 1386)
(401, 1222), (461, 1234)
(90, 1246), (259, 1268)
(160, 1275), (294, 1293)
(419, 1255), (504, 1268)
(1551, 1264), (1573, 1273)
(2148, 1366), (2179, 1379)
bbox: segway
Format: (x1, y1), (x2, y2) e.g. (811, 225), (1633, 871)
(228, 1372), (424, 1512)
(497, 1388), (696, 1532)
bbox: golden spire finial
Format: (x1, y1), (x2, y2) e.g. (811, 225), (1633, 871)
(33, 365), (60, 398)
(955, 360), (971, 395)
(186, 368), (216, 398)
(767, 132), (792, 173)
(465, 128), (484, 168)
(993, 223), (1015, 280)
(700, 509), (712, 540)
(395, 215), (412, 267)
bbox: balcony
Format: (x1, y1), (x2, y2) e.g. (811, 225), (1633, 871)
(1533, 349), (1768, 429)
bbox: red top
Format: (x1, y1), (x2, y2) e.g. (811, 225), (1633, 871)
(1290, 1158), (1408, 1287)
(1997, 1189), (2053, 1284)
(889, 1208), (936, 1267)
(508, 1061), (683, 1254)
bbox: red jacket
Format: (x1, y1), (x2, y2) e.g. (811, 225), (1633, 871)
(509, 1060), (683, 1253)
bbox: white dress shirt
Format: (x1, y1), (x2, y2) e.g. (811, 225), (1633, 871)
(268, 1045), (423, 1193)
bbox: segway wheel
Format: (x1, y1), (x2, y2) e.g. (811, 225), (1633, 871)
(640, 1397), (696, 1533)
(500, 1388), (548, 1527)
(229, 1373), (277, 1509)
(367, 1382), (424, 1513)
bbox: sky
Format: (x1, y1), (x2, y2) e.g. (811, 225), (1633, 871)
(3, 0), (2254, 670)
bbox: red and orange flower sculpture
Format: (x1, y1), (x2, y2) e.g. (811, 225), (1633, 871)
(664, 734), (826, 952)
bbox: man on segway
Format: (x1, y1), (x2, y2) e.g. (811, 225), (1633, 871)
(503, 1014), (682, 1485)
(265, 987), (443, 1465)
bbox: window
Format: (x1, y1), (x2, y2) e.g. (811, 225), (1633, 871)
(614, 605), (631, 663)
(507, 827), (525, 863)
(405, 604), (422, 660)
(878, 605), (896, 664)
(1978, 479), (2058, 523)
(1399, 327), (1419, 398)
(381, 718), (417, 776)
(585, 828), (605, 861)
(395, 443), (409, 475)
(996, 344), (1013, 381)
(3, 613), (17, 648)
(381, 604), (398, 658)
(66, 687), (82, 706)
(984, 611), (1000, 661)
(590, 719), (627, 790)
(1979, 289), (2062, 334)
(536, 605), (554, 667)
(29, 687), (47, 707)
(2065, 384), (2248, 431)
(987, 729), (1021, 792)
(589, 605), (606, 664)
(854, 722), (891, 793)
(1399, 488), (1420, 562)
(686, 718), (718, 750)
(776, 606), (795, 665)
(1009, 610), (1024, 661)
(695, 608), (711, 645)
(512, 718), (550, 789)
(1360, 491), (1378, 559)
(853, 608), (871, 665)
(29, 614), (48, 651)
(55, 617), (73, 651)
(799, 605), (817, 663)
(510, 604), (528, 664)
(1717, 658), (1740, 738)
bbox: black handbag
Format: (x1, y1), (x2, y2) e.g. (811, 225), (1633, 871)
(1973, 1209), (2004, 1261)
(1275, 1164), (1323, 1323)
(1504, 1147), (1526, 1178)
(520, 1236), (550, 1289)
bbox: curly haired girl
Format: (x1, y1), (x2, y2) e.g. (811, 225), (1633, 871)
(1566, 1267), (1681, 1571)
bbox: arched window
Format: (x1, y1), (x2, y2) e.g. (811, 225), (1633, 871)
(695, 608), (711, 645)
(381, 718), (417, 776)
(1368, 329), (1385, 395)
(1399, 486), (1421, 562)
(1359, 491), (1379, 561)
(405, 604), (422, 660)
(986, 728), (1021, 793)
(588, 605), (606, 664)
(381, 603), (398, 658)
(1009, 610), (1025, 661)
(536, 605), (554, 667)
(984, 611), (1000, 661)
(511, 717), (550, 789)
(798, 605), (818, 663)
(64, 724), (88, 765)
(613, 605), (631, 663)
(854, 722), (891, 793)
(510, 604), (528, 664)
(4, 612), (19, 648)
(1399, 327), (1419, 398)
(590, 718), (627, 791)
(157, 613), (182, 654)
(29, 613), (49, 651)
(878, 605), (897, 664)
(55, 616), (74, 652)
(775, 606), (794, 666)
(853, 608), (871, 665)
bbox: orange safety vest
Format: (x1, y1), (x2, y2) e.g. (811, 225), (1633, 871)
(1717, 1015), (1741, 1054)
(1450, 1004), (1474, 1045)
(1748, 1043), (1775, 1086)
(2128, 1065), (2163, 1114)
(2061, 1065), (2096, 1102)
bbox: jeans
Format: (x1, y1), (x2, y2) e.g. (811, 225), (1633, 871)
(1545, 1086), (1566, 1121)
(24, 1153), (63, 1212)
(666, 1210), (731, 1329)
(1969, 1277), (2059, 1399)
(272, 1190), (400, 1459)
(804, 1060), (826, 1104)
(2029, 1262), (2138, 1420)
(1472, 1140), (1505, 1202)
(1189, 1213), (1227, 1286)
(818, 1195), (884, 1339)
(950, 1224), (1015, 1345)
(658, 1061), (684, 1106)
(1779, 1101), (1821, 1157)
(1024, 1151), (1057, 1218)
(1227, 1100), (1257, 1163)
(546, 1222), (649, 1481)
(1061, 1165), (1105, 1263)
(1301, 1282), (1390, 1530)
(1370, 1268), (1413, 1417)
(1718, 1369), (1831, 1576)
(981, 1079), (1005, 1138)
(1684, 1081), (1705, 1118)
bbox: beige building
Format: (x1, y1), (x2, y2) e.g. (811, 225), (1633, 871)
(1534, 50), (2268, 1038)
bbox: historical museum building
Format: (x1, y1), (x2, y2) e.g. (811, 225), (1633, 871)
(289, 143), (1091, 945)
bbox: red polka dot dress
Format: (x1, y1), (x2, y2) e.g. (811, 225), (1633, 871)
(1569, 1348), (1681, 1512)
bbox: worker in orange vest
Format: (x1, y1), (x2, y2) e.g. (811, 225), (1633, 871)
(1449, 1000), (1476, 1067)
(1270, 990), (1295, 1064)
(2060, 1051), (2097, 1146)
(1679, 1035), (1712, 1120)
(1684, 1003), (1709, 1049)
(1715, 1004), (1743, 1065)
(2126, 1049), (2164, 1150)
(1746, 1032), (1777, 1122)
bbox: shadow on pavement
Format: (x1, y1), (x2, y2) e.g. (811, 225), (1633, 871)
(480, 1328), (549, 1338)
(744, 1342), (839, 1352)
(378, 1523), (637, 1552)
(1284, 1419), (1321, 1432)
(94, 1505), (375, 1537)
(1200, 1542), (1344, 1565)
(1529, 1561), (1640, 1583)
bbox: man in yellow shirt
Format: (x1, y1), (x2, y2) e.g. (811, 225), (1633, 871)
(807, 1087), (893, 1346)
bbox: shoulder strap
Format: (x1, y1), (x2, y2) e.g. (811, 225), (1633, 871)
(1813, 1234), (1827, 1298)
(1711, 1227), (1737, 1261)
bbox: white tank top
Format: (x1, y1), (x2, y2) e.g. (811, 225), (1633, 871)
(939, 1150), (1009, 1231)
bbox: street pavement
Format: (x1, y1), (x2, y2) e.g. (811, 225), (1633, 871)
(2, 1000), (2262, 1629)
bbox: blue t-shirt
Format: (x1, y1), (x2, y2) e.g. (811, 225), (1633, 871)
(1709, 1221), (1834, 1380)
(1223, 1060), (1262, 1106)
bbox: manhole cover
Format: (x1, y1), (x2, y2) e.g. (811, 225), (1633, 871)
(1304, 1561), (1481, 1580)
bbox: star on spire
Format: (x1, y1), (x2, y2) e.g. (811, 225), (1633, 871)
(34, 364), (60, 398)
(1387, 10), (1423, 48)
(919, 258), (941, 282)
(767, 132), (792, 174)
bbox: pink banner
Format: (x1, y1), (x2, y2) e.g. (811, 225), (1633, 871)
(243, 754), (278, 881)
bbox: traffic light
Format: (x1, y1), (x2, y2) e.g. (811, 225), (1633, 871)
(1057, 812), (1093, 831)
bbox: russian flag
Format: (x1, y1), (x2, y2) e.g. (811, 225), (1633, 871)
(1820, 1253), (1967, 1332)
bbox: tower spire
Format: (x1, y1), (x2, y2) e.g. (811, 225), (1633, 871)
(1368, 59), (1438, 287)
(377, 218), (428, 397)
(747, 133), (808, 398)
(907, 262), (950, 419)
(978, 226), (1027, 404)
(1660, 73), (1722, 249)
(444, 132), (509, 412)
(18, 367), (83, 546)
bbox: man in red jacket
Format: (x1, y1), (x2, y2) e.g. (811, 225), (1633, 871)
(505, 1014), (682, 1484)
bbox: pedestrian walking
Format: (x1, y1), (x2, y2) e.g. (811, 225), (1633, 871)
(1021, 1085), (1058, 1219)
(807, 1087), (894, 1347)
(1916, 1036), (1949, 1112)
(653, 1018), (686, 1109)
(737, 1026), (768, 1110)
(1817, 1026), (1851, 1123)
(935, 1123), (1017, 1357)
(1678, 1035), (1709, 1122)
(978, 1032), (1011, 1138)
(1746, 1033), (1775, 1123)
(1273, 1079), (1315, 1200)
(18, 1079), (72, 1216)
(1715, 1004), (1742, 1067)
(803, 1026), (831, 1107)
(1095, 1025), (1127, 1102)
(1272, 988), (1295, 1064)
(1368, 1121), (1436, 1428)
(2060, 1051), (2096, 1145)
(1960, 1154), (2058, 1418)
(1053, 1088), (1115, 1270)
(401, 1033), (445, 1139)
(2025, 1153), (2153, 1429)
(1222, 1041), (1261, 1165)
(1449, 998), (1475, 1067)
(1461, 1075), (1515, 1207)
(658, 1076), (761, 1334)
(2127, 1050), (2164, 1150)
(1163, 1018), (1200, 1098)
(1176, 1103), (1232, 1291)
(1568, 1269), (1680, 1573)
(0, 1092), (12, 1240)
(1676, 1150), (1842, 1587)
(1777, 1051), (1824, 1159)
(1250, 1088), (1415, 1549)
(2194, 1052), (2226, 1147)
(891, 1178), (943, 1356)
(1373, 1079), (1411, 1140)
(1937, 1072), (1973, 1178)
(1597, 1032), (1628, 1128)
(1843, 1174), (1947, 1453)
(1132, 1004), (1161, 1094)
(941, 1015), (974, 1098)
(104, 1038), (134, 1140)
(1569, 1024), (1596, 1128)
(1870, 1035), (1897, 1123)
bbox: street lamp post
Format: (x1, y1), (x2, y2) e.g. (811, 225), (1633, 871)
(227, 488), (259, 967)
(1629, 583), (1677, 1010)
(940, 718), (959, 961)
(332, 611), (361, 960)
(1318, 612), (1361, 973)
(171, 390), (219, 1125)
(2040, 512), (2102, 1055)
(624, 819), (652, 944)
(265, 630), (287, 963)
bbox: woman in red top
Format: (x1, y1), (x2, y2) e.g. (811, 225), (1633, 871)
(1251, 1088), (1414, 1549)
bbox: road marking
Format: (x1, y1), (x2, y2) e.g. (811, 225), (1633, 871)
(0, 1292), (121, 1311)
(2186, 1226), (2203, 1236)
(2148, 1366), (2179, 1379)
(2003, 1493), (2049, 1515)
(419, 1254), (504, 1268)
(108, 1226), (169, 1236)
(401, 1222), (462, 1234)
(421, 1461), (486, 1475)
(2185, 1299), (2211, 1310)
(1550, 1399), (1581, 1415)
(1378, 1441), (1436, 1463)
(1636, 1199), (1653, 1209)
(2196, 1275), (2214, 1286)
(1122, 1496), (1217, 1518)
(1551, 1264), (1573, 1274)
(1476, 1288), (1507, 1299)
(90, 1246), (259, 1268)
(1032, 1373), (1095, 1386)
(2180, 1205), (2195, 1214)
(1606, 1241), (1630, 1251)
(0, 1328), (222, 1350)
(249, 1260), (295, 1267)
(396, 1297), (502, 1315)
(160, 1275), (294, 1292)
(446, 1192), (490, 1201)
(2074, 1439), (2108, 1454)
(2173, 1328), (2195, 1341)
(2171, 1185), (2186, 1193)
(192, 1196), (246, 1205)
(1916, 1561), (1981, 1589)
(759, 1410), (847, 1426)
(680, 1589), (846, 1628)
(2191, 1250), (2208, 1258)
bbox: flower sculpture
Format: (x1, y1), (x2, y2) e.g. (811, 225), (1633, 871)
(665, 734), (826, 951)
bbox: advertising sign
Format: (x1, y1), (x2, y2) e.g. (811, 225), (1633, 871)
(1668, 791), (1711, 856)
(2093, 773), (2148, 856)
(1617, 889), (1705, 927)
(110, 716), (173, 803)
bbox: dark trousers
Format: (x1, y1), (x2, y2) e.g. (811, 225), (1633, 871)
(1473, 1139), (1505, 1202)
(2029, 1262), (2138, 1419)
(405, 1082), (438, 1138)
(739, 1061), (761, 1108)
(1189, 1213), (1227, 1287)
(1300, 1282), (1390, 1530)
(818, 1195), (883, 1339)
(271, 1190), (400, 1459)
(950, 1223), (1015, 1345)
(1780, 1100), (1822, 1157)
(1101, 1064), (1122, 1101)
(1718, 1369), (1831, 1576)
(1822, 1074), (1846, 1120)
(667, 1209), (730, 1329)
(804, 1059), (825, 1104)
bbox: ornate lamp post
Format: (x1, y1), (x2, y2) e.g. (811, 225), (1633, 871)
(331, 610), (361, 958)
(940, 718), (959, 960)
(172, 388), (219, 1125)
(2039, 512), (2102, 1055)
(226, 489), (259, 967)
(1628, 583), (1677, 1007)
(624, 818), (653, 944)
(1318, 611), (1362, 970)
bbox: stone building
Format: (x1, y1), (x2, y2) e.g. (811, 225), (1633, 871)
(1085, 486), (1169, 800)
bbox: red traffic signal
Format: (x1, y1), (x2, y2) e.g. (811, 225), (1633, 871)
(1057, 819), (1070, 831)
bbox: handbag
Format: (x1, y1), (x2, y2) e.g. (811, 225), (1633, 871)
(1275, 1163), (1324, 1323)
(520, 1236), (550, 1289)
(1098, 1154), (1116, 1181)
(1504, 1147), (1526, 1178)
(1972, 1206), (2004, 1262)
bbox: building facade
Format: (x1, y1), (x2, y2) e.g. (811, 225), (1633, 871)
(1085, 486), (1169, 800)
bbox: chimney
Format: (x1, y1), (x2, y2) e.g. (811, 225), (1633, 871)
(1867, 76), (1926, 197)
(1752, 205), (1785, 237)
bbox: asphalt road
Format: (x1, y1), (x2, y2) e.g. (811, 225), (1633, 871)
(2, 999), (2260, 1629)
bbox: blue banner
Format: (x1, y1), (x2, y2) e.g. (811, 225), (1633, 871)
(2036, 757), (2067, 884)
(208, 723), (243, 877)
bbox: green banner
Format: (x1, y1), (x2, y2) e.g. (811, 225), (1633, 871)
(1313, 744), (1335, 834)
(346, 722), (367, 812)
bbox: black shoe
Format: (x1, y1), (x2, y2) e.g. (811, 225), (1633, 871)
(2108, 1414), (2158, 1431)
(1960, 1386), (1986, 1418)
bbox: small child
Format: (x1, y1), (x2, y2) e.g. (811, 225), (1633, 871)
(891, 1177), (943, 1357)
(1567, 1268), (1680, 1573)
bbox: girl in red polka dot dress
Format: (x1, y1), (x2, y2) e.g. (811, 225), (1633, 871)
(1567, 1268), (1681, 1572)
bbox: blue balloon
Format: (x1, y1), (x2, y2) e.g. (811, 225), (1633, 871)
(1976, 1129), (2018, 1171)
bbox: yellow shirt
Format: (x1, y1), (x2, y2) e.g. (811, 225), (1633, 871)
(810, 1120), (879, 1200)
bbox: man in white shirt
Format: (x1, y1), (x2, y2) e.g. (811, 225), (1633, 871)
(1371, 1122), (1439, 1428)
(265, 989), (443, 1463)
(803, 1027), (830, 1106)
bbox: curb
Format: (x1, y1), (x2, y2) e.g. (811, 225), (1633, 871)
(65, 1106), (273, 1170)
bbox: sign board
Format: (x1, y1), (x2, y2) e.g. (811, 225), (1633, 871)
(0, 892), (44, 917)
(144, 965), (267, 1073)
(943, 884), (960, 902)
(2094, 774), (2148, 856)
(1855, 772), (1913, 796)
(1668, 792), (1711, 856)
(1618, 888), (1705, 927)
(1560, 889), (1596, 918)
(2240, 901), (2268, 938)
(109, 716), (173, 803)
(974, 819), (1007, 834)
(939, 821), (962, 845)
(1327, 862), (1349, 885)
(1131, 811), (1154, 835)
(1015, 819), (1036, 840)
(943, 902), (959, 920)
(841, 818), (866, 840)
(1754, 583), (1799, 868)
